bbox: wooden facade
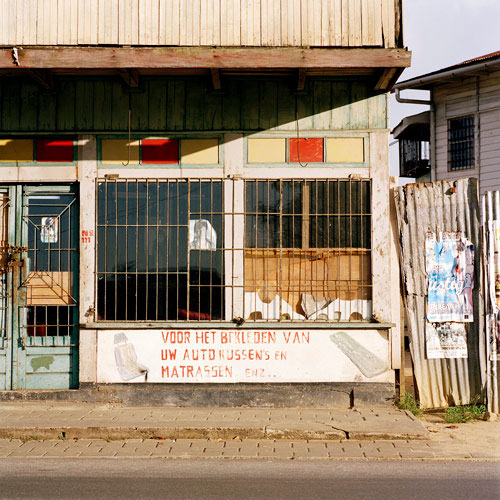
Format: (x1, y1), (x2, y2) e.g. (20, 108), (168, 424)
(0, 77), (387, 133)
(0, 1), (406, 399)
(0, 0), (401, 48)
(433, 68), (500, 193)
(395, 55), (500, 194)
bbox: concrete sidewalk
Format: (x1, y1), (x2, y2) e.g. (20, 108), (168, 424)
(0, 402), (427, 441)
(0, 402), (498, 460)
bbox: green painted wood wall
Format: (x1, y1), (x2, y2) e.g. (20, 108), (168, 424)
(0, 77), (387, 133)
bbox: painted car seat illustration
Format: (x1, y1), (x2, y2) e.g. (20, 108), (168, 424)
(114, 333), (149, 381)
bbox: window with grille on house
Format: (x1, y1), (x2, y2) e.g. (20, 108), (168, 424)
(96, 178), (372, 323)
(448, 115), (475, 171)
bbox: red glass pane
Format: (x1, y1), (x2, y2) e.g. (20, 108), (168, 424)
(289, 138), (324, 163)
(36, 139), (74, 162)
(141, 139), (179, 164)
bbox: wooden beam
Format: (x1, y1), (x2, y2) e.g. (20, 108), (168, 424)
(118, 69), (140, 88)
(297, 68), (307, 91)
(28, 69), (54, 90)
(375, 68), (397, 91)
(0, 47), (411, 70)
(210, 68), (221, 90)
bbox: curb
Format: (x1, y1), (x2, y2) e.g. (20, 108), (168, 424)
(0, 426), (429, 441)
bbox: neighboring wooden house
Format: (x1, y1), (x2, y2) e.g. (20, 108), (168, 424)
(394, 51), (500, 192)
(0, 0), (410, 405)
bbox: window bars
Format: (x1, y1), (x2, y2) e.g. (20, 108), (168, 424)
(448, 115), (475, 171)
(96, 178), (372, 323)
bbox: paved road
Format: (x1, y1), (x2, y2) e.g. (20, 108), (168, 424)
(0, 459), (498, 500)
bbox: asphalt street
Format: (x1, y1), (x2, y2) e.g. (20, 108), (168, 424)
(0, 459), (498, 500)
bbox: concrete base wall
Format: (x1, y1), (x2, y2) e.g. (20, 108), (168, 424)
(0, 383), (395, 408)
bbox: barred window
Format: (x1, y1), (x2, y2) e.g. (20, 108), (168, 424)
(448, 115), (475, 171)
(96, 178), (372, 322)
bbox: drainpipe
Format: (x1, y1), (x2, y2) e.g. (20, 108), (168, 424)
(476, 76), (481, 192)
(429, 90), (435, 182)
(395, 88), (431, 106)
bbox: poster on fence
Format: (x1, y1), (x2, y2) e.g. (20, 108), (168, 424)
(426, 232), (474, 322)
(426, 322), (468, 359)
(493, 221), (500, 310)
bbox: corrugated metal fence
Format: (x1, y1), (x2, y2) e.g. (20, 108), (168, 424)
(483, 190), (500, 414)
(394, 179), (486, 409)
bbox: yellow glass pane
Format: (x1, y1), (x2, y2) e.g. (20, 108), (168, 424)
(181, 139), (219, 164)
(0, 139), (33, 162)
(101, 139), (140, 165)
(326, 138), (365, 163)
(248, 138), (285, 163)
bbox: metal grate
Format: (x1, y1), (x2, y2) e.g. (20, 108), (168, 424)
(448, 115), (475, 171)
(96, 178), (372, 323)
(0, 195), (9, 349)
(22, 191), (79, 346)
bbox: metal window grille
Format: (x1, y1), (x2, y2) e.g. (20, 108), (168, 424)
(96, 178), (372, 323)
(399, 139), (430, 178)
(448, 115), (475, 171)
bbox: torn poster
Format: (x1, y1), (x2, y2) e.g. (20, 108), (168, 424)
(426, 322), (468, 359)
(492, 221), (500, 310)
(189, 219), (217, 250)
(426, 232), (474, 322)
(40, 217), (58, 243)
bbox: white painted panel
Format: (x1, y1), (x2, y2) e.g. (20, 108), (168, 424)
(97, 329), (393, 383)
(480, 109), (500, 194)
(138, 0), (159, 45)
(341, 0), (349, 46)
(179, 0), (201, 45)
(0, 0), (16, 45)
(98, 0), (119, 44)
(200, 0), (220, 45)
(382, 0), (395, 48)
(301, 0), (322, 46)
(159, 0), (180, 45)
(241, 0), (261, 46)
(349, 0), (362, 46)
(281, 0), (301, 46)
(16, 0), (37, 45)
(119, 0), (139, 45)
(2, 0), (394, 47)
(221, 0), (241, 45)
(58, 0), (78, 44)
(37, 0), (57, 44)
(331, 0), (342, 45)
(261, 0), (280, 46)
(78, 0), (99, 44)
(178, 0), (189, 45)
(193, 0), (202, 45)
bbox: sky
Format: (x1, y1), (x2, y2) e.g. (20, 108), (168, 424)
(389, 0), (500, 176)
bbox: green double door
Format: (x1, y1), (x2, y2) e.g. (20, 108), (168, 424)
(0, 185), (79, 390)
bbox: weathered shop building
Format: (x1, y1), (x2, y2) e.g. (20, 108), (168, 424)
(0, 0), (410, 406)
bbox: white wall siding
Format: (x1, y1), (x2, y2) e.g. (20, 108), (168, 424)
(432, 71), (500, 194)
(0, 0), (401, 48)
(480, 108), (500, 192)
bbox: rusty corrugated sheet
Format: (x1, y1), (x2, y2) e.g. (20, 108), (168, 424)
(483, 190), (500, 414)
(394, 179), (485, 409)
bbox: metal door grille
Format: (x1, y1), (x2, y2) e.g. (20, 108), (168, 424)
(21, 191), (78, 346)
(0, 195), (8, 349)
(96, 178), (372, 323)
